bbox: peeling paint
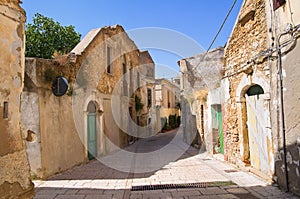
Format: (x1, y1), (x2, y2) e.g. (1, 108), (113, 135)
(0, 1), (33, 198)
(293, 160), (300, 167)
(286, 152), (293, 164)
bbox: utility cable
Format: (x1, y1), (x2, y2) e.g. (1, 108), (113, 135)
(191, 0), (238, 73)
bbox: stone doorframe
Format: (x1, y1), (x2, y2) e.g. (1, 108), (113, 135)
(235, 72), (271, 164)
(83, 92), (105, 159)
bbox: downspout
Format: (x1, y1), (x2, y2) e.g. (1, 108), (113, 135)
(277, 33), (289, 192)
(276, 24), (300, 192)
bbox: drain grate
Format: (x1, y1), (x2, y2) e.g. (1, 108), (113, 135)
(131, 181), (235, 191)
(201, 158), (211, 161)
(224, 169), (238, 173)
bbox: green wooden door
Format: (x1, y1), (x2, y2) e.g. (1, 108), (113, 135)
(211, 105), (224, 154)
(87, 113), (97, 160)
(217, 109), (224, 154)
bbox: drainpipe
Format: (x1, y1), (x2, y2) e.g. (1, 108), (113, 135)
(276, 24), (300, 192)
(277, 36), (289, 192)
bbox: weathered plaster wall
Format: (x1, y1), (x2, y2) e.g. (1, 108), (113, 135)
(0, 0), (34, 197)
(21, 91), (42, 177)
(279, 41), (300, 195)
(267, 0), (300, 194)
(103, 98), (121, 153)
(39, 91), (85, 178)
(180, 98), (198, 145)
(23, 58), (85, 179)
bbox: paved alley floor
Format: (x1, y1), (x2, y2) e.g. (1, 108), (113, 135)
(33, 129), (299, 199)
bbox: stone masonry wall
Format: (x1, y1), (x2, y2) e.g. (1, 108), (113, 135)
(224, 0), (269, 164)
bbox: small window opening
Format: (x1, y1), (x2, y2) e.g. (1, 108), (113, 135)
(3, 102), (8, 119)
(107, 46), (113, 74)
(147, 88), (152, 107)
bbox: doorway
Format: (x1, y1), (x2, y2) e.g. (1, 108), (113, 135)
(211, 104), (224, 154)
(87, 101), (97, 160)
(245, 84), (271, 176)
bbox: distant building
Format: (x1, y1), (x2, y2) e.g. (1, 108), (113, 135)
(178, 47), (224, 151)
(136, 50), (158, 137)
(155, 78), (180, 131)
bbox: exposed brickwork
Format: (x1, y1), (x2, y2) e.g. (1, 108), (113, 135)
(224, 0), (269, 164)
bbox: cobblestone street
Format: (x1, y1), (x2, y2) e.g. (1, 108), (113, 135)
(33, 129), (299, 199)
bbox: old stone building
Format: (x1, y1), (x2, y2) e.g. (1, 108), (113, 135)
(155, 78), (180, 131)
(223, 0), (273, 181)
(223, 0), (300, 195)
(178, 47), (224, 151)
(266, 0), (300, 194)
(0, 0), (34, 198)
(22, 25), (155, 179)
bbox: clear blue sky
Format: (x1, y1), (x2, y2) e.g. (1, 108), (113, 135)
(22, 0), (243, 78)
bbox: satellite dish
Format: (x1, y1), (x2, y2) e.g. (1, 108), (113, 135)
(52, 76), (69, 96)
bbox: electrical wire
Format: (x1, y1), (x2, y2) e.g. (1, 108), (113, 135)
(191, 0), (238, 73)
(206, 0), (238, 53)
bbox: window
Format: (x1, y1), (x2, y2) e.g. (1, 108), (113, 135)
(123, 64), (128, 96)
(137, 72), (140, 89)
(167, 91), (170, 108)
(129, 68), (133, 94)
(106, 46), (113, 74)
(147, 88), (152, 108)
(273, 0), (286, 10)
(3, 102), (8, 119)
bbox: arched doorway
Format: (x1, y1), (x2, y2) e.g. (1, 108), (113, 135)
(244, 84), (272, 176)
(87, 101), (97, 160)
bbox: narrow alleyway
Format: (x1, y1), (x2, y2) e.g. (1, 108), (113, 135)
(34, 129), (298, 199)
